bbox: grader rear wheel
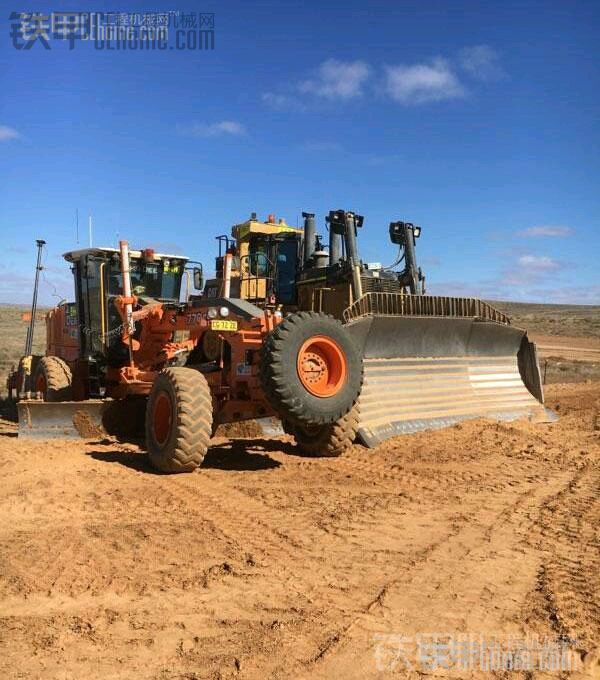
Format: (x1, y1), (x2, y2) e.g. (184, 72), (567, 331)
(145, 367), (213, 473)
(32, 356), (72, 401)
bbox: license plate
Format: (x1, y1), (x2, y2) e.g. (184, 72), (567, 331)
(210, 320), (238, 331)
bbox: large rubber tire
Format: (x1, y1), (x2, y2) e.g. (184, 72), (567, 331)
(33, 356), (72, 401)
(145, 367), (213, 473)
(285, 405), (359, 457)
(260, 311), (362, 427)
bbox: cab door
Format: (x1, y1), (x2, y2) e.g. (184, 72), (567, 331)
(273, 237), (299, 305)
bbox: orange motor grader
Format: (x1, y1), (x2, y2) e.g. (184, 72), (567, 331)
(12, 241), (363, 472)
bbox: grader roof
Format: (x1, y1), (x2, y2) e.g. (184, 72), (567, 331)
(63, 247), (189, 263)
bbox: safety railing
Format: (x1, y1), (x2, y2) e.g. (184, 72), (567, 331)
(343, 292), (510, 325)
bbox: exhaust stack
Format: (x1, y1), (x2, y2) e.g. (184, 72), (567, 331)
(302, 212), (316, 267)
(329, 228), (342, 266)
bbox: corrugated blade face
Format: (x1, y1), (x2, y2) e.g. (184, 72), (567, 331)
(17, 401), (108, 439)
(358, 355), (551, 446)
(345, 316), (554, 448)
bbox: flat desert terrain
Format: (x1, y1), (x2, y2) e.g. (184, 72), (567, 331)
(0, 302), (598, 679)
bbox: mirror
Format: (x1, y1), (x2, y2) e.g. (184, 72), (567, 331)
(193, 266), (203, 291)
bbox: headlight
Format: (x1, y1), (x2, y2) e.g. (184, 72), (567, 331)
(207, 307), (218, 319)
(219, 306), (230, 317)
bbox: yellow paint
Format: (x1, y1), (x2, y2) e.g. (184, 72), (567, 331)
(233, 219), (303, 242)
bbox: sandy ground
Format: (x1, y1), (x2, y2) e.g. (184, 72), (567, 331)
(0, 383), (599, 679)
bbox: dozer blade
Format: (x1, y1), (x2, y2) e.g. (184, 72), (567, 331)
(17, 400), (109, 439)
(345, 316), (556, 447)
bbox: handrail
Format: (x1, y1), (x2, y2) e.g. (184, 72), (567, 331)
(343, 292), (510, 325)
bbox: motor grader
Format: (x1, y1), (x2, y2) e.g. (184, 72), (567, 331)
(11, 240), (363, 471)
(11, 208), (551, 471)
(203, 209), (552, 446)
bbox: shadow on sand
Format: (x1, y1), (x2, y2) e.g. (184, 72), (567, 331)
(88, 437), (298, 473)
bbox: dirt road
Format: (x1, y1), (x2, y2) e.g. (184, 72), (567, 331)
(1, 382), (599, 679)
(533, 334), (600, 363)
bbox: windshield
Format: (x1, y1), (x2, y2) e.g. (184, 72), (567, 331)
(108, 258), (184, 301)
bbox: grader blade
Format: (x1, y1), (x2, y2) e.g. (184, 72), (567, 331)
(17, 400), (109, 439)
(343, 294), (555, 447)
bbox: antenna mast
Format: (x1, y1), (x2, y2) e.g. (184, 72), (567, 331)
(24, 239), (46, 356)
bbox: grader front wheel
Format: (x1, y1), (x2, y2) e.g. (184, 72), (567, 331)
(145, 367), (213, 473)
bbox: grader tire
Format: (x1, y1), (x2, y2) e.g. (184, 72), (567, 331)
(286, 405), (359, 457)
(33, 356), (72, 401)
(260, 311), (362, 427)
(145, 367), (213, 473)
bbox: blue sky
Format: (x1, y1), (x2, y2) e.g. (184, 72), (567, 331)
(1, 0), (599, 306)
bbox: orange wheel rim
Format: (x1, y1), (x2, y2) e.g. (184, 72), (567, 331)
(35, 374), (47, 397)
(152, 392), (172, 445)
(297, 335), (347, 398)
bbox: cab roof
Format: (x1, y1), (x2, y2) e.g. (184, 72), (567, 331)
(63, 247), (189, 263)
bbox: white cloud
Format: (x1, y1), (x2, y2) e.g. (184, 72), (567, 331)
(520, 225), (574, 237)
(384, 58), (465, 104)
(264, 49), (503, 111)
(459, 45), (505, 81)
(0, 125), (20, 141)
(181, 120), (246, 138)
(298, 59), (371, 100)
(516, 255), (560, 271)
(503, 254), (562, 286)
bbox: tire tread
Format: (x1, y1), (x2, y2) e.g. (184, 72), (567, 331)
(146, 367), (213, 473)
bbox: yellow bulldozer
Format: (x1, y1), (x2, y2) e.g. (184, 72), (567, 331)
(202, 209), (552, 446)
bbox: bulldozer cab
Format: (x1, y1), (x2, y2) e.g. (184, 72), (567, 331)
(244, 232), (300, 305)
(205, 214), (303, 305)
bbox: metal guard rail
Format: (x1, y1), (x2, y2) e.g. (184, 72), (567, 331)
(343, 292), (510, 325)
